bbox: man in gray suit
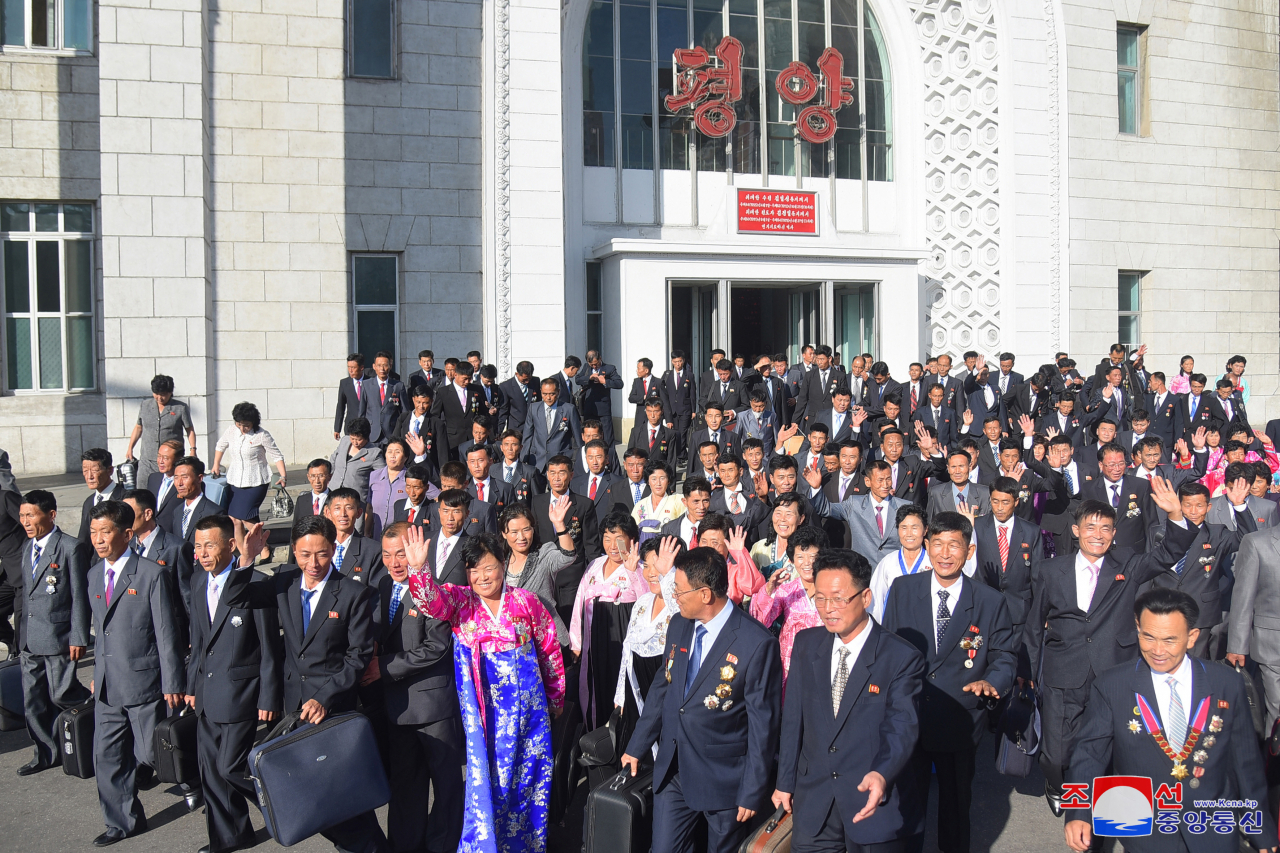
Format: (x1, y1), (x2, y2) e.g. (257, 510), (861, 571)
(522, 377), (583, 471)
(802, 459), (911, 564)
(927, 450), (992, 520)
(16, 489), (92, 775)
(86, 500), (185, 847)
(1228, 523), (1280, 721)
(1208, 461), (1278, 533)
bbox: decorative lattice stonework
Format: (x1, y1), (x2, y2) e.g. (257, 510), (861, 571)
(909, 0), (1001, 356)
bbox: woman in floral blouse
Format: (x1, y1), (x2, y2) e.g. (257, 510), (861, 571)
(631, 460), (684, 542)
(405, 526), (564, 853)
(749, 525), (828, 694)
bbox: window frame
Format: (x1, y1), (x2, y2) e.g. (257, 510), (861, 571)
(586, 261), (604, 357)
(1116, 24), (1142, 136)
(1, 201), (97, 394)
(1117, 270), (1142, 350)
(0, 0), (94, 53)
(350, 253), (400, 366)
(347, 0), (397, 79)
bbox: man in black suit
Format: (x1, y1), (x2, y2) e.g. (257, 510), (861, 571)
(991, 352), (1024, 399)
(146, 439), (184, 528)
(221, 515), (386, 853)
(793, 345), (845, 426)
(879, 428), (938, 506)
(1001, 372), (1048, 435)
(432, 362), (484, 456)
(164, 457), (222, 544)
(433, 463), (496, 537)
(186, 516), (282, 853)
(474, 365), (507, 430)
(491, 431), (542, 504)
(1205, 377), (1249, 433)
(602, 448), (650, 517)
(406, 349), (444, 393)
(1144, 372), (1181, 448)
(498, 361), (539, 435)
(533, 457), (600, 621)
(369, 523), (464, 853)
(570, 439), (621, 524)
(698, 349), (727, 403)
(661, 351), (699, 462)
(78, 447), (124, 543)
(1176, 373), (1215, 440)
(576, 350), (624, 448)
(881, 511), (1017, 853)
(1065, 588), (1279, 853)
(549, 356), (581, 407)
(577, 420), (622, 477)
(621, 547), (782, 853)
(627, 398), (679, 471)
(463, 443), (513, 520)
(912, 383), (957, 451)
(686, 403), (742, 478)
(1086, 363), (1134, 430)
(1077, 442), (1155, 553)
(961, 359), (1006, 434)
(325, 487), (385, 587)
(710, 454), (769, 538)
(1026, 480), (1195, 814)
(334, 353), (366, 440)
(773, 548), (926, 851)
(700, 359), (748, 424)
(922, 353), (964, 414)
(1090, 342), (1145, 399)
(424, 489), (472, 587)
(628, 358), (669, 430)
(862, 362), (901, 418)
(392, 465), (433, 532)
(293, 459), (333, 527)
(357, 351), (407, 447)
(973, 477), (1044, 677)
(396, 385), (450, 478)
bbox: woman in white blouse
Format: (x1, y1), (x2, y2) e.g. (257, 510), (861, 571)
(630, 460), (685, 542)
(212, 402), (286, 557)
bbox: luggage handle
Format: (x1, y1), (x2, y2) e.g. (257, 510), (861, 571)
(763, 805), (787, 834)
(263, 710), (305, 743)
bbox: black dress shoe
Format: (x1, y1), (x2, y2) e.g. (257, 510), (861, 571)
(16, 758), (52, 777)
(93, 830), (127, 848)
(198, 835), (255, 853)
(185, 789), (205, 812)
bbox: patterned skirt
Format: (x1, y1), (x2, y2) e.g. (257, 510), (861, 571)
(455, 641), (554, 853)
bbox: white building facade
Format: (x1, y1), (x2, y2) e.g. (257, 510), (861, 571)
(0, 0), (1276, 474)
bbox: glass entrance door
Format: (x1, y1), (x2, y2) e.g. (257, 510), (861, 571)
(670, 281), (719, 371)
(835, 284), (876, 363)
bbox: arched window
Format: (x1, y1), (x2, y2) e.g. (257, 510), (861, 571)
(582, 0), (892, 181)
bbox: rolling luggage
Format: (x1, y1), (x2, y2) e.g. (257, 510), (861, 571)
(154, 706), (199, 784)
(583, 769), (653, 853)
(58, 699), (96, 778)
(248, 712), (390, 847)
(738, 806), (792, 853)
(0, 657), (23, 731)
(549, 699), (583, 824)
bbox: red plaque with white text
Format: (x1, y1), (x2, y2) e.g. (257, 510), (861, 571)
(737, 189), (818, 235)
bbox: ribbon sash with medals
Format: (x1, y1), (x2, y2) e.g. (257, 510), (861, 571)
(1135, 692), (1210, 781)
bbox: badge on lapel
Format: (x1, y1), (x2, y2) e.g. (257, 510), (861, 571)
(328, 611), (340, 619)
(127, 589), (137, 595)
(231, 616), (243, 627)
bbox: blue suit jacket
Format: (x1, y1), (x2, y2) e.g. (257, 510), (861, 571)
(1067, 657), (1279, 853)
(624, 606), (782, 813)
(881, 571), (1016, 751)
(777, 623), (924, 843)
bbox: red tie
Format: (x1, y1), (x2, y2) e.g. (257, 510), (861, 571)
(690, 525), (699, 548)
(380, 382), (386, 404)
(313, 495), (321, 514)
(588, 477), (598, 500)
(911, 385), (918, 412)
(649, 428), (656, 449)
(644, 378), (649, 396)
(875, 505), (884, 537)
(997, 525), (1010, 572)
(355, 381), (361, 400)
(477, 482), (485, 502)
(407, 506), (417, 524)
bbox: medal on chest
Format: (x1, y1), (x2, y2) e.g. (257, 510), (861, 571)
(1134, 692), (1213, 781)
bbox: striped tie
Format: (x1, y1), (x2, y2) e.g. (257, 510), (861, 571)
(1165, 676), (1187, 749)
(388, 582), (405, 622)
(832, 647), (851, 717)
(997, 525), (1009, 572)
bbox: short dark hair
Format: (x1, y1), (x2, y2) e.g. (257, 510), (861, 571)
(644, 459), (674, 483)
(293, 513), (336, 544)
(808, 422), (829, 437)
(1224, 461), (1253, 487)
(990, 476), (1020, 499)
(21, 489), (57, 514)
(582, 419), (603, 433)
(601, 511), (640, 541)
(480, 364), (498, 381)
(697, 512), (733, 537)
(785, 525), (828, 560)
(547, 454), (574, 472)
(348, 353), (365, 366)
(150, 374), (174, 395)
(82, 447), (113, 469)
(348, 417), (371, 439)
(90, 499), (135, 530)
(584, 438), (609, 453)
(193, 514), (235, 540)
(1073, 498), (1116, 525)
(716, 452), (741, 469)
(460, 533), (509, 569)
(516, 360), (534, 376)
(375, 350), (393, 362)
(440, 461), (469, 483)
(704, 401), (724, 414)
(1135, 436), (1164, 454)
(123, 488), (157, 513)
(638, 357), (653, 370)
(1131, 408), (1150, 422)
(405, 464), (432, 484)
(467, 350), (482, 360)
(564, 355), (583, 370)
(231, 401), (262, 431)
(465, 442), (493, 461)
(411, 384), (434, 399)
(927, 511), (973, 547)
(498, 502), (536, 533)
(174, 455), (205, 478)
(675, 547), (729, 599)
(683, 476), (713, 497)
(1134, 588), (1199, 629)
(439, 488), (472, 510)
(455, 362), (474, 377)
(1177, 482), (1211, 501)
(328, 486), (364, 509)
(418, 349), (434, 360)
(895, 504), (927, 527)
(768, 454), (798, 474)
(812, 548), (873, 591)
(1098, 441), (1127, 462)
(308, 458), (333, 474)
(623, 447), (650, 461)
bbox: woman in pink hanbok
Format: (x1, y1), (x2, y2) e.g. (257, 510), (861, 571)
(748, 525), (827, 695)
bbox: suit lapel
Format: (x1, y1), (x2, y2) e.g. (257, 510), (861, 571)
(681, 609), (740, 707)
(104, 552), (139, 624)
(285, 580), (305, 645)
(932, 579), (972, 669)
(301, 574), (339, 650)
(207, 569), (235, 640)
(27, 531), (57, 597)
(1087, 555), (1119, 612)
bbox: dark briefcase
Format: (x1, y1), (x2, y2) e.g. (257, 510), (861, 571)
(58, 699), (96, 778)
(738, 806), (792, 853)
(583, 769), (653, 853)
(0, 657), (23, 731)
(549, 699), (583, 825)
(248, 712), (390, 847)
(154, 706), (199, 784)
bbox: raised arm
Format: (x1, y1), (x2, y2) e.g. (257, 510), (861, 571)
(402, 525), (467, 625)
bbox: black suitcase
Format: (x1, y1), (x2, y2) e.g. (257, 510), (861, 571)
(0, 657), (23, 731)
(549, 700), (583, 824)
(248, 712), (390, 847)
(58, 699), (96, 778)
(583, 769), (653, 853)
(154, 706), (199, 784)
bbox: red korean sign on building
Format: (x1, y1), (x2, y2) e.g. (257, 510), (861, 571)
(737, 189), (818, 235)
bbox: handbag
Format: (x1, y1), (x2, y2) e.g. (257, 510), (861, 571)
(115, 461), (138, 490)
(579, 706), (622, 768)
(268, 484), (295, 520)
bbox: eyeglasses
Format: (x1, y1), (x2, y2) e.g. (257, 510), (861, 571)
(672, 587), (708, 600)
(813, 594), (859, 610)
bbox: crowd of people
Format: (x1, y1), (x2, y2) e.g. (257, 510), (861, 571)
(1, 340), (1279, 853)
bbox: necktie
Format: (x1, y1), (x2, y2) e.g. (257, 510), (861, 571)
(412, 417), (421, 436)
(1190, 396), (1199, 418)
(588, 477), (597, 501)
(997, 525), (1009, 572)
(133, 538), (145, 557)
(207, 574), (221, 621)
(313, 494), (322, 514)
(1110, 484), (1121, 508)
(720, 381), (727, 399)
(182, 502), (194, 536)
(684, 624), (707, 697)
(711, 431), (719, 447)
(649, 427), (656, 449)
(301, 588), (316, 633)
(380, 382), (386, 404)
(840, 476), (851, 500)
(1064, 466), (1075, 495)
(407, 505), (417, 524)
(833, 411), (843, 435)
(935, 589), (951, 652)
(633, 482), (642, 503)
(1238, 509), (1258, 534)
(477, 481), (485, 502)
(875, 505), (884, 537)
(438, 538), (451, 575)
(94, 493), (103, 506)
(522, 383), (531, 402)
(1000, 375), (1008, 393)
(911, 385), (918, 411)
(1083, 562), (1099, 610)
(1165, 675), (1187, 749)
(643, 378), (649, 397)
(355, 381), (361, 401)
(957, 491), (967, 511)
(31, 542), (42, 579)
(545, 405), (555, 434)
(728, 491), (741, 514)
(1225, 400), (1233, 422)
(690, 524), (699, 548)
(388, 581), (405, 622)
(933, 407), (940, 423)
(832, 647), (851, 717)
(158, 476), (172, 505)
(1173, 555), (1186, 575)
(105, 567), (115, 606)
(891, 463), (898, 491)
(820, 370), (828, 388)
(504, 465), (514, 483)
(335, 542), (346, 569)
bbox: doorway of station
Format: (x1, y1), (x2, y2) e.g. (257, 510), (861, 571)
(729, 283), (821, 366)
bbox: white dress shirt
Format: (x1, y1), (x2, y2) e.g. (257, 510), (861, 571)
(435, 532), (461, 577)
(1074, 552), (1104, 611)
(693, 598), (735, 664)
(300, 565), (333, 611)
(309, 489), (330, 514)
(206, 563), (234, 621)
(930, 573), (963, 652)
(30, 528), (55, 570)
(135, 526), (160, 557)
(1152, 653), (1194, 740)
(832, 617), (874, 684)
(678, 515), (699, 547)
(103, 551), (131, 600)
